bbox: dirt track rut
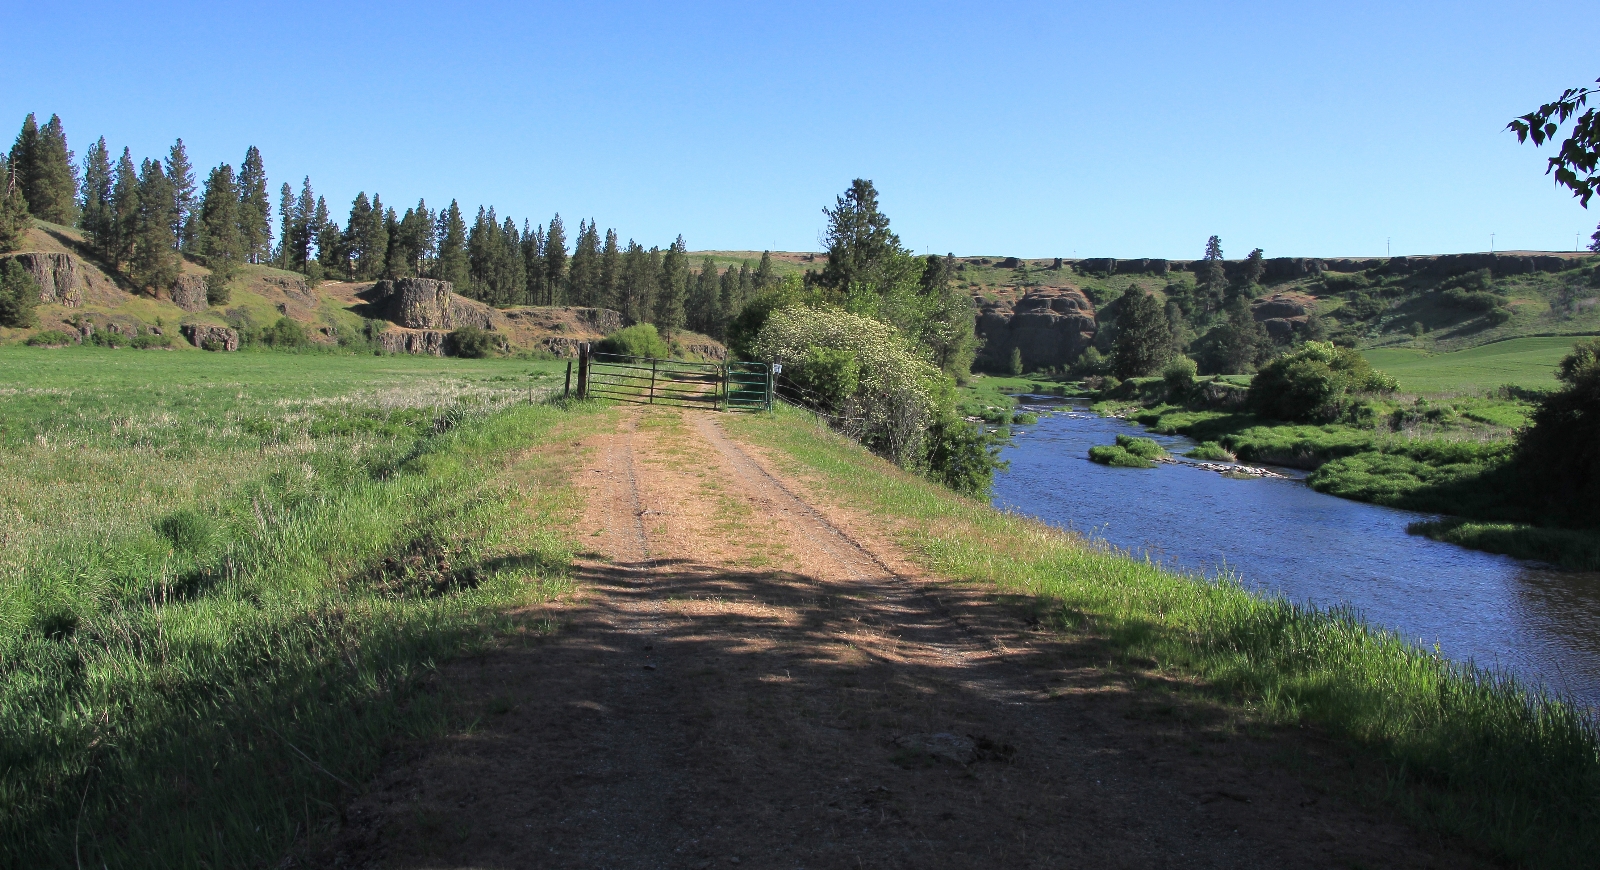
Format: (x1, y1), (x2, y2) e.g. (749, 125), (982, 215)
(322, 407), (1468, 869)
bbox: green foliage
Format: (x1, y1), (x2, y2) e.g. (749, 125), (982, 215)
(1186, 441), (1235, 461)
(127, 159), (179, 292)
(236, 146), (271, 264)
(1111, 285), (1173, 378)
(198, 164), (241, 294)
(790, 346), (860, 410)
(24, 329), (71, 346)
(1007, 345), (1023, 375)
(922, 414), (1006, 496)
(595, 323), (669, 360)
(244, 316), (309, 349)
(449, 325), (495, 359)
(155, 508), (216, 554)
(1195, 296), (1271, 374)
(1512, 338), (1600, 528)
(0, 258), (40, 328)
(724, 277), (801, 361)
(1507, 77), (1600, 206)
(1322, 271), (1371, 291)
(129, 332), (173, 349)
(8, 113), (78, 225)
(1115, 433), (1166, 459)
(654, 235), (688, 333)
(1162, 356), (1197, 395)
(1409, 519), (1600, 572)
(1088, 443), (1155, 468)
(1250, 341), (1398, 422)
(0, 168), (29, 253)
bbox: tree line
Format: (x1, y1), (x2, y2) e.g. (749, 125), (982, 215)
(4, 112), (782, 338)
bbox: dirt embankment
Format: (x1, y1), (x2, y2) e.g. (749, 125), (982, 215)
(315, 407), (1472, 869)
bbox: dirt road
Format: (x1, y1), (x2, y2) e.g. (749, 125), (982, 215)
(323, 408), (1467, 868)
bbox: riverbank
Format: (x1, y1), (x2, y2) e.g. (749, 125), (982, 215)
(729, 405), (1599, 867)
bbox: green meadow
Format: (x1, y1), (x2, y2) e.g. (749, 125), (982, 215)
(1363, 336), (1589, 394)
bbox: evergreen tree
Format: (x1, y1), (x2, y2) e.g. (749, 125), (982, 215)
(655, 235), (688, 333)
(544, 214), (567, 305)
(198, 164), (242, 303)
(719, 265), (738, 330)
(0, 258), (39, 327)
(753, 250), (775, 290)
(817, 179), (908, 303)
(391, 199), (433, 277)
(165, 139), (196, 251)
(521, 221), (544, 304)
(314, 196), (340, 273)
(289, 178), (315, 271)
(128, 159), (179, 292)
(342, 192), (373, 280)
(9, 114), (79, 224)
(1199, 295), (1271, 374)
(467, 206), (498, 301)
(366, 194), (389, 279)
(79, 137), (114, 259)
(381, 207), (402, 278)
(434, 200), (469, 288)
(1199, 235), (1226, 311)
(0, 167), (30, 253)
(236, 146), (271, 263)
(598, 227), (620, 311)
(111, 148), (140, 269)
(1242, 247), (1265, 287)
(499, 215), (525, 306)
(275, 182), (295, 267)
(617, 240), (655, 324)
(687, 256), (721, 335)
(1111, 286), (1175, 378)
(567, 219), (601, 306)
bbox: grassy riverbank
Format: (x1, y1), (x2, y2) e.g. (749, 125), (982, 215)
(726, 405), (1600, 867)
(0, 347), (594, 867)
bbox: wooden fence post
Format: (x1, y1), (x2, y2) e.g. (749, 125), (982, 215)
(577, 344), (590, 399)
(564, 360), (572, 398)
(649, 359), (657, 404)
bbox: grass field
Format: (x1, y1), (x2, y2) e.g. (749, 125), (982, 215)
(1362, 336), (1587, 394)
(0, 346), (591, 866)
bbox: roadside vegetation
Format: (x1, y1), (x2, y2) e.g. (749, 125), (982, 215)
(726, 405), (1600, 868)
(0, 348), (587, 866)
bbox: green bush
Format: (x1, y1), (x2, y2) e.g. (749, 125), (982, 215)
(249, 316), (309, 349)
(0, 259), (40, 328)
(1440, 287), (1503, 312)
(1513, 338), (1600, 529)
(449, 325), (495, 359)
(88, 329), (127, 348)
(1088, 444), (1156, 468)
(24, 330), (71, 347)
(1115, 434), (1166, 459)
(1162, 356), (1197, 395)
(131, 332), (173, 349)
(1186, 441), (1235, 461)
(595, 323), (669, 360)
(1441, 267), (1493, 292)
(922, 415), (1007, 496)
(1007, 346), (1023, 375)
(1322, 271), (1370, 291)
(787, 345), (860, 410)
(1249, 341), (1397, 422)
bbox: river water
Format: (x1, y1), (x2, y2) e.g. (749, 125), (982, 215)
(991, 398), (1600, 708)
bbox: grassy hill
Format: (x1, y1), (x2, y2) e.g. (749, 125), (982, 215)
(1364, 336), (1585, 393)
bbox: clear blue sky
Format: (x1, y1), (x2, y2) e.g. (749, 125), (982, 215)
(9, 1), (1595, 259)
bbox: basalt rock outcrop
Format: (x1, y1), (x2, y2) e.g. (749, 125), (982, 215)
(378, 328), (450, 356)
(181, 323), (239, 351)
(3, 252), (81, 307)
(1250, 293), (1312, 340)
(976, 287), (1097, 369)
(170, 275), (207, 312)
(365, 278), (510, 334)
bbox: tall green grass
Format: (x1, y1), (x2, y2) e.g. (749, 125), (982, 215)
(0, 347), (590, 866)
(725, 406), (1600, 868)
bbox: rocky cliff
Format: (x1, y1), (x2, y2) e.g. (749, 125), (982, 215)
(976, 287), (1097, 369)
(3, 252), (81, 307)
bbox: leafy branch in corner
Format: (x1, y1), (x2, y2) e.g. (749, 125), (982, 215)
(1508, 77), (1600, 207)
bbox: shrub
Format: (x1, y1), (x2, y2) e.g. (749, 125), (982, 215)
(25, 329), (71, 346)
(1115, 434), (1166, 459)
(449, 325), (495, 359)
(1322, 271), (1370, 291)
(1072, 346), (1107, 377)
(1008, 346), (1023, 375)
(787, 345), (860, 410)
(204, 272), (230, 306)
(1162, 356), (1198, 395)
(1513, 338), (1600, 528)
(88, 329), (127, 348)
(922, 415), (1006, 496)
(1441, 267), (1493, 293)
(0, 258), (40, 328)
(595, 323), (669, 360)
(1440, 287), (1502, 312)
(1249, 341), (1397, 422)
(257, 316), (309, 349)
(130, 332), (173, 349)
(1088, 444), (1155, 468)
(1187, 441), (1235, 461)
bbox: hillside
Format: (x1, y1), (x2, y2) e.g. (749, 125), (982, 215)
(0, 222), (725, 358)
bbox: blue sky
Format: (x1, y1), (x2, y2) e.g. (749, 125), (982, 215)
(9, 1), (1595, 259)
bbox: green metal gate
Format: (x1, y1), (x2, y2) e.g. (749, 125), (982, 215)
(576, 347), (771, 411)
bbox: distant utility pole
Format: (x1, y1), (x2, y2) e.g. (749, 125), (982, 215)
(1491, 233), (1496, 253)
(1386, 237), (1390, 257)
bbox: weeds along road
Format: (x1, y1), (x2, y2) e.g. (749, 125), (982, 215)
(322, 406), (1469, 869)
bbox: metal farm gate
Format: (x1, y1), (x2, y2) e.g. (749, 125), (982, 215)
(570, 346), (772, 411)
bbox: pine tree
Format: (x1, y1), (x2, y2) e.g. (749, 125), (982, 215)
(342, 193), (373, 280)
(128, 159), (179, 292)
(598, 227), (620, 311)
(1200, 235), (1226, 311)
(654, 235), (688, 333)
(79, 137), (114, 259)
(1242, 247), (1265, 287)
(199, 164), (243, 303)
(917, 253), (977, 376)
(467, 206), (496, 301)
(9, 114), (79, 225)
(367, 195), (389, 279)
(719, 265), (738, 328)
(1112, 286), (1175, 378)
(382, 206), (402, 278)
(289, 178), (315, 272)
(618, 240), (655, 324)
(544, 214), (567, 305)
(818, 179), (905, 299)
(753, 250), (774, 290)
(435, 200), (469, 289)
(0, 167), (30, 253)
(111, 148), (140, 269)
(166, 139), (196, 251)
(567, 219), (600, 306)
(738, 261), (753, 305)
(237, 146), (271, 263)
(521, 222), (544, 304)
(275, 182), (295, 267)
(314, 196), (340, 273)
(499, 216), (525, 306)
(1204, 295), (1271, 374)
(391, 200), (433, 277)
(687, 256), (721, 335)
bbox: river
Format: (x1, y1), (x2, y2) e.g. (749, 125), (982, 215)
(991, 398), (1600, 708)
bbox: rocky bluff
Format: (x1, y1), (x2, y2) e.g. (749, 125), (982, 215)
(976, 287), (1097, 370)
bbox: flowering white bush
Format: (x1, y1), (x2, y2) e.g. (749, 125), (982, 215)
(754, 305), (942, 465)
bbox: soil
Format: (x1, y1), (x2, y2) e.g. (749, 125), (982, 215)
(317, 407), (1477, 869)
